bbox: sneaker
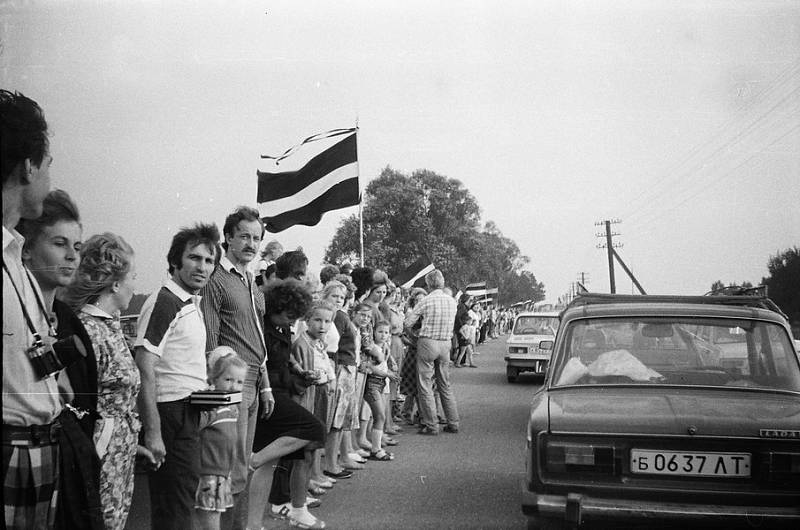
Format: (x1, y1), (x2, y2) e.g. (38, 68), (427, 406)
(269, 502), (291, 520)
(306, 496), (322, 508)
(289, 506), (326, 529)
(443, 424), (460, 433)
(418, 425), (438, 435)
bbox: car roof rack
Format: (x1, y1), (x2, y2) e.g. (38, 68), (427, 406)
(566, 291), (787, 318)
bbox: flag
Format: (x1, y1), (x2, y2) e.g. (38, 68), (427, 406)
(464, 281), (487, 297)
(393, 256), (435, 289)
(257, 128), (359, 233)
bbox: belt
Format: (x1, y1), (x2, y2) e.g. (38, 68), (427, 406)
(2, 421), (62, 446)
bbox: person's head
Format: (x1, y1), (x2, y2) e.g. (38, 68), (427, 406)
(261, 240), (283, 263)
(409, 287), (427, 308)
(459, 293), (471, 306)
(64, 232), (135, 313)
(460, 311), (473, 326)
(207, 346), (248, 392)
(167, 223), (220, 294)
(264, 279), (313, 328)
(339, 262), (353, 276)
(321, 280), (347, 310)
(471, 302), (481, 312)
(275, 249), (308, 281)
(350, 266), (375, 300)
(351, 301), (373, 329)
(373, 320), (391, 345)
(1, 90), (51, 222)
(319, 264), (340, 285)
(17, 189), (82, 293)
(384, 280), (398, 304)
(363, 269), (389, 304)
(424, 270), (445, 291)
(222, 206), (264, 265)
(304, 300), (336, 341)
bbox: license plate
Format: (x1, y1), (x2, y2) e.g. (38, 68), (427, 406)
(630, 449), (750, 477)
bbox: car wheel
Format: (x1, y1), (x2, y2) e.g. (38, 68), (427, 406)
(506, 366), (518, 383)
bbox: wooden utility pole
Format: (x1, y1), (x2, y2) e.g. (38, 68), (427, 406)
(596, 219), (622, 293)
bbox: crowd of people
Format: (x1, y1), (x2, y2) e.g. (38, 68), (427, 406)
(2, 90), (514, 530)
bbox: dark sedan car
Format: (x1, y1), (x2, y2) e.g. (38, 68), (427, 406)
(521, 293), (800, 529)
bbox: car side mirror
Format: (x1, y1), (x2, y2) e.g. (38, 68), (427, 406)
(539, 340), (554, 351)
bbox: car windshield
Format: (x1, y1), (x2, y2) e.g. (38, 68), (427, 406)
(550, 317), (800, 392)
(513, 316), (558, 336)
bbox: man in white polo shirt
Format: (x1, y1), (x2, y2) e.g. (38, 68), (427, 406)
(135, 223), (219, 530)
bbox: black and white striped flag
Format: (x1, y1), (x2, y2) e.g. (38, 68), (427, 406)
(257, 128), (359, 233)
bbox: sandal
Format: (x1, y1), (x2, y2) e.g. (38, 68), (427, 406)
(382, 437), (398, 446)
(368, 450), (394, 461)
(308, 486), (326, 496)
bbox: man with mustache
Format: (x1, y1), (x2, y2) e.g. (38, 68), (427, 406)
(200, 206), (275, 530)
(135, 223), (220, 530)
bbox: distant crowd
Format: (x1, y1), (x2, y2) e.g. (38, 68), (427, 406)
(2, 90), (515, 530)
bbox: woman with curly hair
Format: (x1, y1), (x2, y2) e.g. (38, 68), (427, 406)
(248, 279), (326, 530)
(62, 232), (140, 530)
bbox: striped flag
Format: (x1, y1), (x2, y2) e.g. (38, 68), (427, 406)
(257, 128), (359, 233)
(393, 256), (436, 289)
(464, 281), (487, 297)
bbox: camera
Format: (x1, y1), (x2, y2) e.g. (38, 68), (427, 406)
(27, 335), (87, 379)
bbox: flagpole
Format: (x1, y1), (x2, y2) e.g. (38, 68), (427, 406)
(356, 122), (364, 266)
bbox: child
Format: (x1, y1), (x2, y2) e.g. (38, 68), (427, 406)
(360, 320), (398, 461)
(456, 314), (477, 368)
(292, 300), (337, 495)
(194, 346), (248, 530)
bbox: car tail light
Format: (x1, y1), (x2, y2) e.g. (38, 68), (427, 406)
(546, 441), (616, 474)
(508, 346), (528, 354)
(766, 452), (800, 485)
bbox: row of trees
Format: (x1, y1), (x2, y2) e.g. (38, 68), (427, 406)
(324, 167), (545, 306)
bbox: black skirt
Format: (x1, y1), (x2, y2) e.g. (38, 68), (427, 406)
(252, 391), (325, 460)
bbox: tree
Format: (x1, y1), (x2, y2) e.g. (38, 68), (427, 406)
(762, 246), (800, 332)
(324, 166), (545, 305)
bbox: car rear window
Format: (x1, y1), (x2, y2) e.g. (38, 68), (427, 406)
(550, 317), (800, 392)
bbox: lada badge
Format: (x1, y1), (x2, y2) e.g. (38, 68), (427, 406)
(759, 429), (800, 439)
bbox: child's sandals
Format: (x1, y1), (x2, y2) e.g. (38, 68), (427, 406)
(368, 450), (394, 461)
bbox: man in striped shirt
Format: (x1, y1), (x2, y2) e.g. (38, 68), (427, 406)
(200, 206), (274, 530)
(404, 270), (461, 435)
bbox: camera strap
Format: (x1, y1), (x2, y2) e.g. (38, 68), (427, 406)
(2, 260), (56, 343)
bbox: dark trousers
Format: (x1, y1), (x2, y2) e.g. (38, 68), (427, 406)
(148, 400), (200, 530)
(268, 458), (293, 505)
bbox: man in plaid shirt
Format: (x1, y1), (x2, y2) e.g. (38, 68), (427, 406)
(404, 270), (460, 435)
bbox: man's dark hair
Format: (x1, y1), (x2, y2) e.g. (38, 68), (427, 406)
(1, 90), (49, 185)
(264, 279), (313, 319)
(221, 206), (264, 251)
(275, 249), (308, 280)
(350, 266), (375, 300)
(167, 223), (221, 274)
(17, 189), (81, 248)
(319, 264), (340, 285)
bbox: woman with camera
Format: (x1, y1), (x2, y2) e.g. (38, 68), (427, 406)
(16, 189), (105, 529)
(63, 232), (141, 530)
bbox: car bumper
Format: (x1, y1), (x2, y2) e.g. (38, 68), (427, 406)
(521, 483), (800, 526)
(505, 355), (548, 370)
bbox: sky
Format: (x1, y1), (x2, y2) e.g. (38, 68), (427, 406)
(2, 0), (799, 300)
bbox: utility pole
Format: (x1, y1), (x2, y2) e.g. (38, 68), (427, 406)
(596, 219), (622, 293)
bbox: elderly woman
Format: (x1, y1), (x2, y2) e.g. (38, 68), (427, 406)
(63, 232), (140, 530)
(16, 189), (104, 529)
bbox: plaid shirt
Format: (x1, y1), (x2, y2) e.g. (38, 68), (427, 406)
(404, 289), (457, 341)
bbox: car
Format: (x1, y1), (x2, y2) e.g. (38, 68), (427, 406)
(505, 311), (560, 382)
(521, 293), (800, 529)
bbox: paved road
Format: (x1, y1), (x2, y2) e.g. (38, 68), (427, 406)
(126, 333), (543, 529)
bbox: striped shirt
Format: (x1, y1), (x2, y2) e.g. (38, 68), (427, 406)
(200, 257), (267, 368)
(404, 288), (457, 341)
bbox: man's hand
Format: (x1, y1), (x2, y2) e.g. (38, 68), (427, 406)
(259, 389), (275, 419)
(143, 430), (166, 467)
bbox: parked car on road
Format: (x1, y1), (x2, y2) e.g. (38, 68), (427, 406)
(522, 293), (800, 529)
(505, 311), (560, 382)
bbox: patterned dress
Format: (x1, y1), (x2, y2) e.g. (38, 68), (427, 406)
(79, 305), (141, 530)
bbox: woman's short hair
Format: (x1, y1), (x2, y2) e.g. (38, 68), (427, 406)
(63, 232), (134, 310)
(319, 264), (340, 285)
(16, 189), (81, 250)
(304, 299), (337, 321)
(321, 280), (347, 300)
(263, 279), (312, 319)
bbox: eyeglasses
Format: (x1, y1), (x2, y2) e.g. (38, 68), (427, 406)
(235, 233), (262, 244)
